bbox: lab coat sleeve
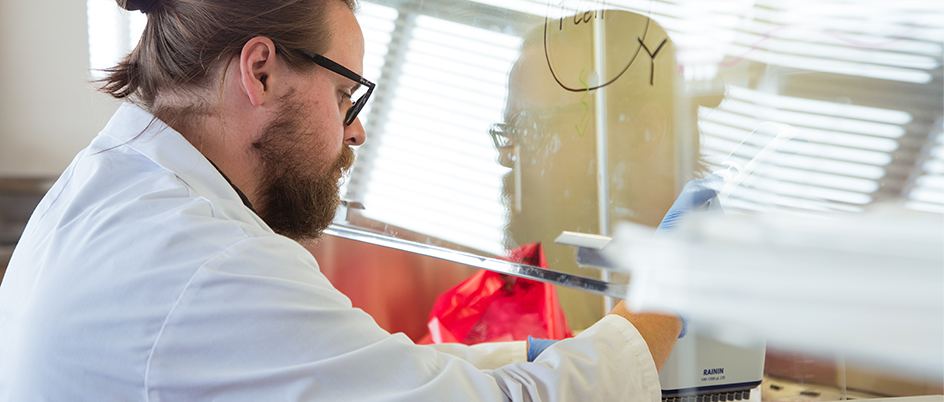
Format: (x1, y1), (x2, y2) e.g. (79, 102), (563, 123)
(144, 235), (662, 402)
(426, 341), (527, 369)
(489, 315), (663, 402)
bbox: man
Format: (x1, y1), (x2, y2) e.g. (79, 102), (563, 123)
(0, 0), (681, 400)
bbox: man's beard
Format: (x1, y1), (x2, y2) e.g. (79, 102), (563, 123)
(251, 95), (355, 243)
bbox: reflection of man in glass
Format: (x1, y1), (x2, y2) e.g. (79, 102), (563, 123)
(494, 10), (699, 329)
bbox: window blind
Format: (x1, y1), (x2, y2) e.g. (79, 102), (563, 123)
(88, 0), (943, 255)
(349, 6), (521, 254)
(904, 120), (944, 213)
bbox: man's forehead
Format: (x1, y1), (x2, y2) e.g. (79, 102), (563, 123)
(323, 0), (366, 75)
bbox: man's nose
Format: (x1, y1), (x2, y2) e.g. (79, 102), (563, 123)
(345, 117), (366, 146)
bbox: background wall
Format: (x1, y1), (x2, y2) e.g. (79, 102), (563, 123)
(0, 0), (121, 178)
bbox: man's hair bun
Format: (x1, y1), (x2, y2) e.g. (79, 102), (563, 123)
(116, 0), (159, 13)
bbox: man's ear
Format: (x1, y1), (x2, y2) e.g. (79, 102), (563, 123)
(239, 37), (279, 107)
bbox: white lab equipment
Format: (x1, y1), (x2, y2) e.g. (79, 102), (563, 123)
(604, 209), (944, 381)
(556, 231), (767, 402)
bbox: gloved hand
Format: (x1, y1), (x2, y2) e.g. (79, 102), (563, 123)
(527, 336), (557, 362)
(656, 174), (723, 233)
(654, 174), (722, 339)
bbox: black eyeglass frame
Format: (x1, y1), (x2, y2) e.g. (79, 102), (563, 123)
(295, 49), (376, 126)
(488, 103), (587, 150)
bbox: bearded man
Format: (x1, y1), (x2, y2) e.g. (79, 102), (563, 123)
(0, 0), (681, 400)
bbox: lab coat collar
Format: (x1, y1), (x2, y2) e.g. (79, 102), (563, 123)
(96, 102), (250, 212)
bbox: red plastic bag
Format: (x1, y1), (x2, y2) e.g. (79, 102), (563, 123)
(418, 243), (572, 345)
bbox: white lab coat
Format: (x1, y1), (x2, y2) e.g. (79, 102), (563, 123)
(0, 103), (662, 401)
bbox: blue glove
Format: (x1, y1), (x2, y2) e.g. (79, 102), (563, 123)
(656, 175), (720, 338)
(527, 336), (558, 362)
(656, 174), (723, 233)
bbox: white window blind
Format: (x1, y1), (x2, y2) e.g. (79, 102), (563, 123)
(348, 9), (521, 254)
(904, 120), (944, 213)
(87, 0), (943, 255)
(699, 86), (911, 213)
(724, 0), (942, 84)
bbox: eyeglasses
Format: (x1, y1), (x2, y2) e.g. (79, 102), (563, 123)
(488, 111), (555, 168)
(490, 102), (589, 145)
(295, 49), (376, 126)
(489, 111), (550, 150)
(488, 103), (589, 167)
